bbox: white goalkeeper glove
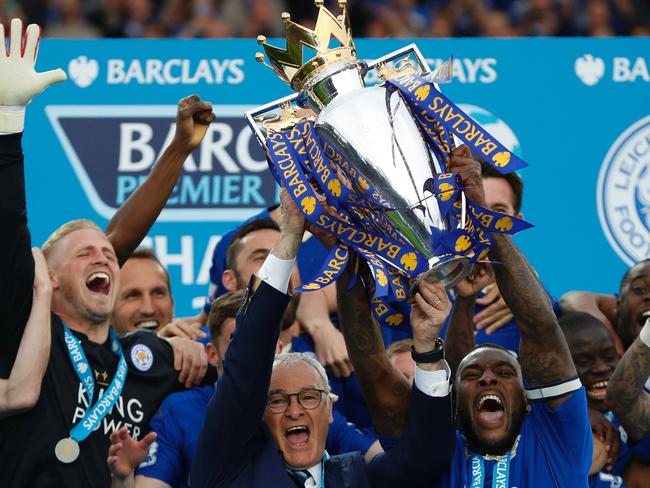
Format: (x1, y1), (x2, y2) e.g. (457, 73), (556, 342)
(0, 18), (67, 134)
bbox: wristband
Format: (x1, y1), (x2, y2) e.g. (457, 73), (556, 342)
(640, 318), (650, 348)
(411, 338), (445, 364)
(0, 106), (25, 134)
(526, 376), (582, 401)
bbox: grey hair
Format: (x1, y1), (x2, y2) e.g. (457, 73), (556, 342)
(272, 352), (331, 395)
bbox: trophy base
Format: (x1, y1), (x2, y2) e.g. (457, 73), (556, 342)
(410, 255), (472, 297)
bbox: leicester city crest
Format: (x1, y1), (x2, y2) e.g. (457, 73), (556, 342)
(598, 115), (650, 265)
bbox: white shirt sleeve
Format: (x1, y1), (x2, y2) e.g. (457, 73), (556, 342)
(414, 360), (452, 397)
(256, 253), (295, 294)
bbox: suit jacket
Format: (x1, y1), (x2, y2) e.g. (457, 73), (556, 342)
(190, 278), (454, 488)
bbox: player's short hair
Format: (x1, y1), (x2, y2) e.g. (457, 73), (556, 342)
(226, 218), (280, 271)
(479, 159), (524, 214)
(207, 289), (246, 346)
(558, 311), (610, 337)
(127, 248), (172, 294)
(386, 338), (414, 360)
(42, 219), (103, 262)
(620, 258), (650, 293)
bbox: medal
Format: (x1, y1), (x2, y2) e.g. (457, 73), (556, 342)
(55, 437), (79, 463)
(59, 324), (128, 465)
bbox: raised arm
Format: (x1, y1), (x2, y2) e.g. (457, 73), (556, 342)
(450, 145), (577, 409)
(0, 248), (51, 417)
(105, 96), (214, 265)
(607, 321), (650, 441)
(298, 286), (353, 379)
(0, 19), (65, 375)
(190, 189), (300, 487)
(336, 255), (411, 436)
(444, 263), (494, 376)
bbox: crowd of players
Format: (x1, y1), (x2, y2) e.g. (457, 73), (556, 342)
(2, 16), (650, 488)
(5, 0), (650, 39)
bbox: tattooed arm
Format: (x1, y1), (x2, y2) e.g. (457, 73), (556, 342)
(336, 255), (411, 436)
(607, 332), (650, 441)
(444, 295), (475, 379)
(444, 263), (493, 377)
(450, 145), (576, 410)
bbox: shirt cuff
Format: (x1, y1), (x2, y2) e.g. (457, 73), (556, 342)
(414, 360), (451, 397)
(256, 253), (295, 294)
(0, 106), (25, 135)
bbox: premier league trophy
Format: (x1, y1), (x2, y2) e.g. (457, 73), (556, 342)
(246, 0), (531, 313)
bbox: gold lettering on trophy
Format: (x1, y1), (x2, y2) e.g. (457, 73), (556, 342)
(480, 214), (495, 228)
(371, 296), (389, 316)
(396, 73), (422, 93)
(429, 96), (444, 111)
(272, 136), (308, 199)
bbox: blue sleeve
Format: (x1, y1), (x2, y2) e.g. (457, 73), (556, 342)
(530, 387), (592, 485)
(326, 410), (375, 456)
(366, 388), (454, 487)
(136, 402), (186, 486)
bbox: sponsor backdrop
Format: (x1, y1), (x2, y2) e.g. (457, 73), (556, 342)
(26, 38), (650, 316)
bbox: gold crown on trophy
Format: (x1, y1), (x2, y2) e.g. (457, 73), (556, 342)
(255, 0), (356, 92)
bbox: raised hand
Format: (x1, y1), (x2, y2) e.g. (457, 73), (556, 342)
(449, 144), (485, 207)
(474, 285), (514, 335)
(107, 427), (157, 481)
(411, 280), (452, 353)
(172, 94), (215, 153)
(0, 19), (66, 132)
(455, 262), (493, 299)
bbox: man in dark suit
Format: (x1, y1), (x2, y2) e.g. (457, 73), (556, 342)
(183, 188), (455, 488)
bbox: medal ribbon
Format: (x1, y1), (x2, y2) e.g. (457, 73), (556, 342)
(469, 451), (511, 488)
(386, 73), (528, 174)
(63, 324), (128, 443)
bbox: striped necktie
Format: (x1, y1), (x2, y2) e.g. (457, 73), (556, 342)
(286, 468), (311, 487)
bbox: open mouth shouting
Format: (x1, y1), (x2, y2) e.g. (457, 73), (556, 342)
(86, 271), (111, 296)
(476, 393), (506, 428)
(285, 425), (311, 448)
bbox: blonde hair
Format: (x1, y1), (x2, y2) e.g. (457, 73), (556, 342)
(42, 219), (103, 262)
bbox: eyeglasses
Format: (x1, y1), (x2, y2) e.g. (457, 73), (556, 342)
(266, 388), (327, 414)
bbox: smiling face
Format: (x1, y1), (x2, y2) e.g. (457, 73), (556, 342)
(48, 228), (120, 327)
(456, 347), (527, 455)
(112, 257), (174, 334)
(564, 324), (618, 411)
(617, 261), (650, 349)
(262, 361), (333, 469)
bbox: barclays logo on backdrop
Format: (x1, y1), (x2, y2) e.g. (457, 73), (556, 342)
(575, 54), (605, 86)
(66, 57), (245, 87)
(68, 56), (99, 88)
(597, 115), (650, 265)
(45, 105), (275, 222)
(575, 54), (650, 85)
